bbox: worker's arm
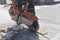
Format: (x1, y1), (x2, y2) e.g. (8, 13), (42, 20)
(22, 2), (30, 12)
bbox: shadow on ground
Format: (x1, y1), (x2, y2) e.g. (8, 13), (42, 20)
(3, 1), (60, 8)
(35, 1), (60, 6)
(2, 29), (39, 40)
(12, 30), (39, 40)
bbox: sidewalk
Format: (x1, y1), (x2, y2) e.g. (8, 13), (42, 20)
(35, 4), (60, 40)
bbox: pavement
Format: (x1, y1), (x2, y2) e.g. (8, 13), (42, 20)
(0, 3), (60, 40)
(35, 4), (60, 40)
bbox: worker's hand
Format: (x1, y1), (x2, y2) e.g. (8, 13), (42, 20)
(19, 10), (26, 16)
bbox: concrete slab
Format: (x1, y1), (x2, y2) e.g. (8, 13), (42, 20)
(50, 30), (60, 40)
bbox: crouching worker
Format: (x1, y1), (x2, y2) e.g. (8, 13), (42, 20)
(9, 0), (47, 35)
